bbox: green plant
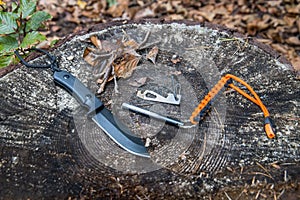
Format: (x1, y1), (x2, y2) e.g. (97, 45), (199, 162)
(0, 0), (52, 68)
(106, 0), (117, 7)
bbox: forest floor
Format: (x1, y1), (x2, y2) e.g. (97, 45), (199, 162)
(37, 0), (300, 74)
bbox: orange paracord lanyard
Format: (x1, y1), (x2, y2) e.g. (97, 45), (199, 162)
(189, 74), (276, 139)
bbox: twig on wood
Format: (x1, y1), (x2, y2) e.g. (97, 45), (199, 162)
(256, 162), (274, 180)
(284, 170), (288, 182)
(277, 189), (285, 199)
(224, 191), (232, 200)
(235, 189), (246, 200)
(273, 190), (277, 200)
(240, 165), (244, 174)
(136, 31), (151, 49)
(255, 189), (261, 200)
(251, 176), (256, 186)
(112, 66), (119, 94)
(248, 171), (273, 179)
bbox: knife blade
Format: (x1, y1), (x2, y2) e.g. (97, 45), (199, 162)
(53, 70), (150, 158)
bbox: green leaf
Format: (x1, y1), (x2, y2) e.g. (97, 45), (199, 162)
(0, 12), (18, 34)
(50, 39), (58, 47)
(107, 0), (117, 7)
(0, 54), (14, 68)
(0, 36), (18, 53)
(12, 2), (19, 12)
(20, 31), (46, 48)
(20, 0), (36, 19)
(26, 11), (51, 31)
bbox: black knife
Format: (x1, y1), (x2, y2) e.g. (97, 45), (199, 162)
(53, 70), (150, 158)
(14, 48), (149, 158)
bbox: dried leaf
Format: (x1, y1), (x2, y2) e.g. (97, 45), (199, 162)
(266, 1), (281, 6)
(165, 14), (185, 20)
(114, 54), (141, 78)
(82, 30), (152, 93)
(256, 38), (273, 45)
(90, 35), (102, 49)
(146, 46), (158, 64)
(247, 15), (271, 35)
(257, 4), (267, 12)
(83, 47), (98, 66)
(193, 4), (216, 22)
(291, 57), (300, 71)
(214, 5), (228, 15)
(297, 19), (300, 32)
(266, 27), (284, 43)
(77, 0), (87, 9)
(268, 7), (279, 15)
(283, 16), (296, 27)
(285, 4), (300, 14)
(65, 7), (81, 24)
(271, 43), (288, 54)
(124, 39), (139, 49)
(286, 36), (300, 46)
(106, 0), (129, 18)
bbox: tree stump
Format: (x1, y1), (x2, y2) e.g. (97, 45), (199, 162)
(1, 20), (299, 199)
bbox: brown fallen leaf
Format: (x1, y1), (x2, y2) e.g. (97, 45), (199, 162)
(197, 6), (216, 22)
(247, 14), (271, 35)
(291, 56), (300, 71)
(123, 39), (139, 50)
(113, 54), (141, 79)
(188, 10), (205, 22)
(214, 5), (229, 15)
(285, 4), (300, 14)
(257, 4), (267, 12)
(83, 47), (100, 66)
(297, 19), (300, 32)
(146, 46), (158, 64)
(266, 27), (285, 43)
(77, 0), (87, 9)
(83, 46), (113, 67)
(256, 38), (273, 45)
(106, 0), (129, 18)
(83, 31), (151, 93)
(286, 36), (300, 46)
(133, 7), (155, 20)
(283, 16), (296, 27)
(90, 35), (102, 49)
(165, 14), (185, 20)
(271, 43), (288, 54)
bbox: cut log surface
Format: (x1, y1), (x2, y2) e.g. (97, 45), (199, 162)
(0, 20), (299, 199)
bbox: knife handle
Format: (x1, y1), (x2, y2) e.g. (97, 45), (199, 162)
(53, 70), (103, 116)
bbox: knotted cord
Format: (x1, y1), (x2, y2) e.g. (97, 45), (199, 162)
(190, 74), (276, 139)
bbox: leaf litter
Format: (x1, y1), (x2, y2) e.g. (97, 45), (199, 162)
(83, 30), (158, 93)
(38, 0), (300, 73)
